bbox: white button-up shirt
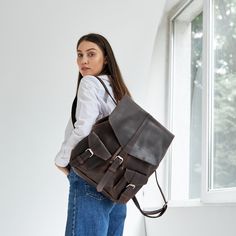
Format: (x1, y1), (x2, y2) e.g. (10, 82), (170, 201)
(54, 75), (116, 167)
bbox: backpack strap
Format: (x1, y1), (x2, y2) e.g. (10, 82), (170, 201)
(132, 171), (168, 218)
(71, 76), (117, 128)
(71, 96), (77, 128)
(94, 76), (117, 105)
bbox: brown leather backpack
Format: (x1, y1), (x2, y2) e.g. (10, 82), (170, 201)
(69, 76), (174, 218)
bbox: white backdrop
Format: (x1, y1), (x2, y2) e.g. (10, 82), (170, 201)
(0, 0), (166, 235)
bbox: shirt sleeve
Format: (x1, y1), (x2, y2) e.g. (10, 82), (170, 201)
(54, 76), (101, 167)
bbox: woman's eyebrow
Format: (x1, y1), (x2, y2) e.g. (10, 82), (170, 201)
(77, 48), (97, 52)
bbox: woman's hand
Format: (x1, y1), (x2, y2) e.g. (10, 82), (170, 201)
(55, 163), (70, 176)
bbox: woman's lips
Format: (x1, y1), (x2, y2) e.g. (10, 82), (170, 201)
(81, 67), (90, 71)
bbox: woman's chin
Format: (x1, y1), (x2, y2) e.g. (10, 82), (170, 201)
(81, 72), (94, 77)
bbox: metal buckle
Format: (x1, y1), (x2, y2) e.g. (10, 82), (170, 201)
(126, 184), (136, 189)
(85, 148), (94, 157)
(115, 155), (123, 164)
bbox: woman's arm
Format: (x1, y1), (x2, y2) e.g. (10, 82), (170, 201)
(55, 163), (70, 176)
(54, 76), (101, 171)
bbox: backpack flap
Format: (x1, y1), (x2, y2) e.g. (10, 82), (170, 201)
(88, 131), (112, 161)
(109, 95), (174, 166)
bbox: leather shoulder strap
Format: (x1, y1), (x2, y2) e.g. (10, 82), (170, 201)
(132, 196), (167, 218)
(95, 76), (117, 105)
(71, 96), (77, 128)
(71, 76), (117, 128)
(132, 171), (168, 218)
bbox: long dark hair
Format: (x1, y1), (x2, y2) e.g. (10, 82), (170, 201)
(75, 33), (131, 102)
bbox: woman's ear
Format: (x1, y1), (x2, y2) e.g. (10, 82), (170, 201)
(104, 56), (107, 64)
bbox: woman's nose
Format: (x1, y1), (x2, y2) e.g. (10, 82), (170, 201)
(81, 56), (88, 64)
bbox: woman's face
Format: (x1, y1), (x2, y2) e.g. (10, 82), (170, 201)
(77, 40), (106, 77)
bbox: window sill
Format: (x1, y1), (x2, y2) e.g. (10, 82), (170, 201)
(168, 199), (236, 207)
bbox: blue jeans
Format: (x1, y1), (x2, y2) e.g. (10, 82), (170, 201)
(65, 168), (127, 236)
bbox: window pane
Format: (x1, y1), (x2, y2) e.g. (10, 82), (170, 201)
(212, 0), (236, 189)
(189, 12), (203, 198)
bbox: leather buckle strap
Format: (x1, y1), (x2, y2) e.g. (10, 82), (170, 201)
(118, 184), (136, 203)
(77, 148), (94, 165)
(96, 155), (123, 192)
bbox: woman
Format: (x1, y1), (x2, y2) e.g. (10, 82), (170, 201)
(54, 33), (131, 236)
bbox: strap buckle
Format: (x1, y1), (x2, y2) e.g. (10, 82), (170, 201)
(126, 184), (136, 189)
(115, 155), (123, 164)
(85, 148), (94, 157)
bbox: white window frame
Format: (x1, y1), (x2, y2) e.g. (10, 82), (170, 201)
(201, 0), (236, 203)
(168, 0), (236, 205)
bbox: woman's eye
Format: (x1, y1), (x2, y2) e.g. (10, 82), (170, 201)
(77, 53), (83, 58)
(88, 52), (95, 57)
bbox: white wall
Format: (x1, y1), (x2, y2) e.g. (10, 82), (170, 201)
(0, 0), (166, 235)
(145, 205), (236, 236)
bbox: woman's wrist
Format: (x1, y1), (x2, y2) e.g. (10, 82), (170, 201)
(55, 163), (70, 175)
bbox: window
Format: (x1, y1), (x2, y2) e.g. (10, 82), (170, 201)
(169, 0), (203, 201)
(211, 0), (236, 189)
(190, 11), (203, 199)
(202, 0), (236, 202)
(169, 0), (236, 203)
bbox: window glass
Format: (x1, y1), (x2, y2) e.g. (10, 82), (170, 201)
(211, 0), (236, 189)
(189, 12), (203, 198)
